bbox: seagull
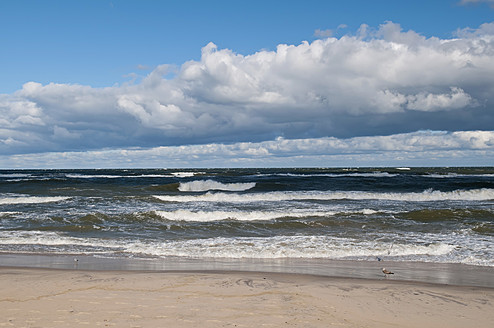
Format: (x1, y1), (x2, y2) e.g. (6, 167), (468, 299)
(382, 268), (394, 277)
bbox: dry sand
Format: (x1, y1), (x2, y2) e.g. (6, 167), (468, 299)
(1, 267), (493, 328)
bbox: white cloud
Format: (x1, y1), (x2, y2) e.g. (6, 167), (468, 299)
(406, 87), (476, 111)
(1, 21), (494, 160)
(0, 96), (44, 128)
(459, 0), (494, 8)
(314, 29), (333, 38)
(116, 95), (193, 131)
(1, 130), (492, 168)
(455, 22), (494, 38)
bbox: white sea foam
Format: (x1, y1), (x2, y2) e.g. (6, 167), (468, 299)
(0, 195), (70, 205)
(171, 172), (198, 178)
(1, 232), (447, 259)
(256, 172), (398, 178)
(66, 174), (125, 178)
(0, 231), (86, 245)
(154, 188), (494, 203)
(153, 208), (382, 222)
(0, 173), (32, 178)
(66, 172), (205, 179)
(341, 172), (398, 177)
(0, 211), (19, 216)
(178, 180), (256, 192)
(1, 231), (491, 266)
(154, 210), (336, 222)
(66, 174), (174, 179)
(426, 173), (494, 178)
(360, 209), (379, 215)
(122, 235), (457, 260)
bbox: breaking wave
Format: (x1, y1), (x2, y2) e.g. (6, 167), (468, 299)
(171, 172), (200, 178)
(425, 173), (494, 178)
(0, 195), (70, 205)
(131, 236), (455, 260)
(256, 172), (399, 178)
(65, 171), (202, 179)
(154, 188), (494, 203)
(0, 232), (456, 261)
(154, 209), (336, 222)
(1, 230), (492, 266)
(178, 180), (256, 192)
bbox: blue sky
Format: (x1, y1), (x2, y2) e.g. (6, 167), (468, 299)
(1, 0), (492, 93)
(1, 0), (494, 168)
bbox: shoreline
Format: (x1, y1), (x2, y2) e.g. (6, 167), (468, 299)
(1, 267), (493, 327)
(1, 253), (494, 288)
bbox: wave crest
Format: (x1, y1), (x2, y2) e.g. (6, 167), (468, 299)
(0, 196), (70, 205)
(154, 210), (335, 222)
(154, 188), (494, 203)
(178, 180), (256, 192)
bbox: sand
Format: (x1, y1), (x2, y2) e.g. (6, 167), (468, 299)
(1, 267), (493, 328)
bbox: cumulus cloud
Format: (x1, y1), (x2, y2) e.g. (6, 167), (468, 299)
(1, 21), (494, 161)
(406, 87), (476, 111)
(1, 130), (492, 168)
(459, 0), (494, 8)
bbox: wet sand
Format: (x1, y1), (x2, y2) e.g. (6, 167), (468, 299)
(1, 267), (493, 328)
(2, 254), (494, 288)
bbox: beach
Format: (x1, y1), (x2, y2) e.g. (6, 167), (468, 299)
(1, 168), (493, 326)
(1, 266), (493, 328)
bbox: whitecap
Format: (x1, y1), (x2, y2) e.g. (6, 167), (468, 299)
(121, 235), (458, 261)
(171, 172), (198, 178)
(154, 188), (494, 203)
(0, 195), (70, 205)
(154, 209), (336, 222)
(178, 180), (256, 192)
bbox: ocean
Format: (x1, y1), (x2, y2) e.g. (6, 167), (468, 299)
(1, 167), (493, 267)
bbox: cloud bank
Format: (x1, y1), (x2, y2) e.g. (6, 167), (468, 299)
(1, 21), (494, 167)
(2, 130), (493, 168)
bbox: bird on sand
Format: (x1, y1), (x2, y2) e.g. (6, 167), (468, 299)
(382, 268), (394, 277)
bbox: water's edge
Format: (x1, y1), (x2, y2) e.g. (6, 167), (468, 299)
(1, 253), (493, 288)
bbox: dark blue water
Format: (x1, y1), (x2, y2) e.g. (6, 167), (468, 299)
(1, 167), (493, 266)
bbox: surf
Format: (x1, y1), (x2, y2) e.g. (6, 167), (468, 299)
(153, 209), (337, 222)
(178, 180), (256, 192)
(0, 195), (70, 205)
(154, 188), (494, 203)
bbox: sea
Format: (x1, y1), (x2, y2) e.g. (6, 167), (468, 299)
(1, 167), (494, 268)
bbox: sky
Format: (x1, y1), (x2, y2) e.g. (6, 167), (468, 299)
(1, 0), (494, 168)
